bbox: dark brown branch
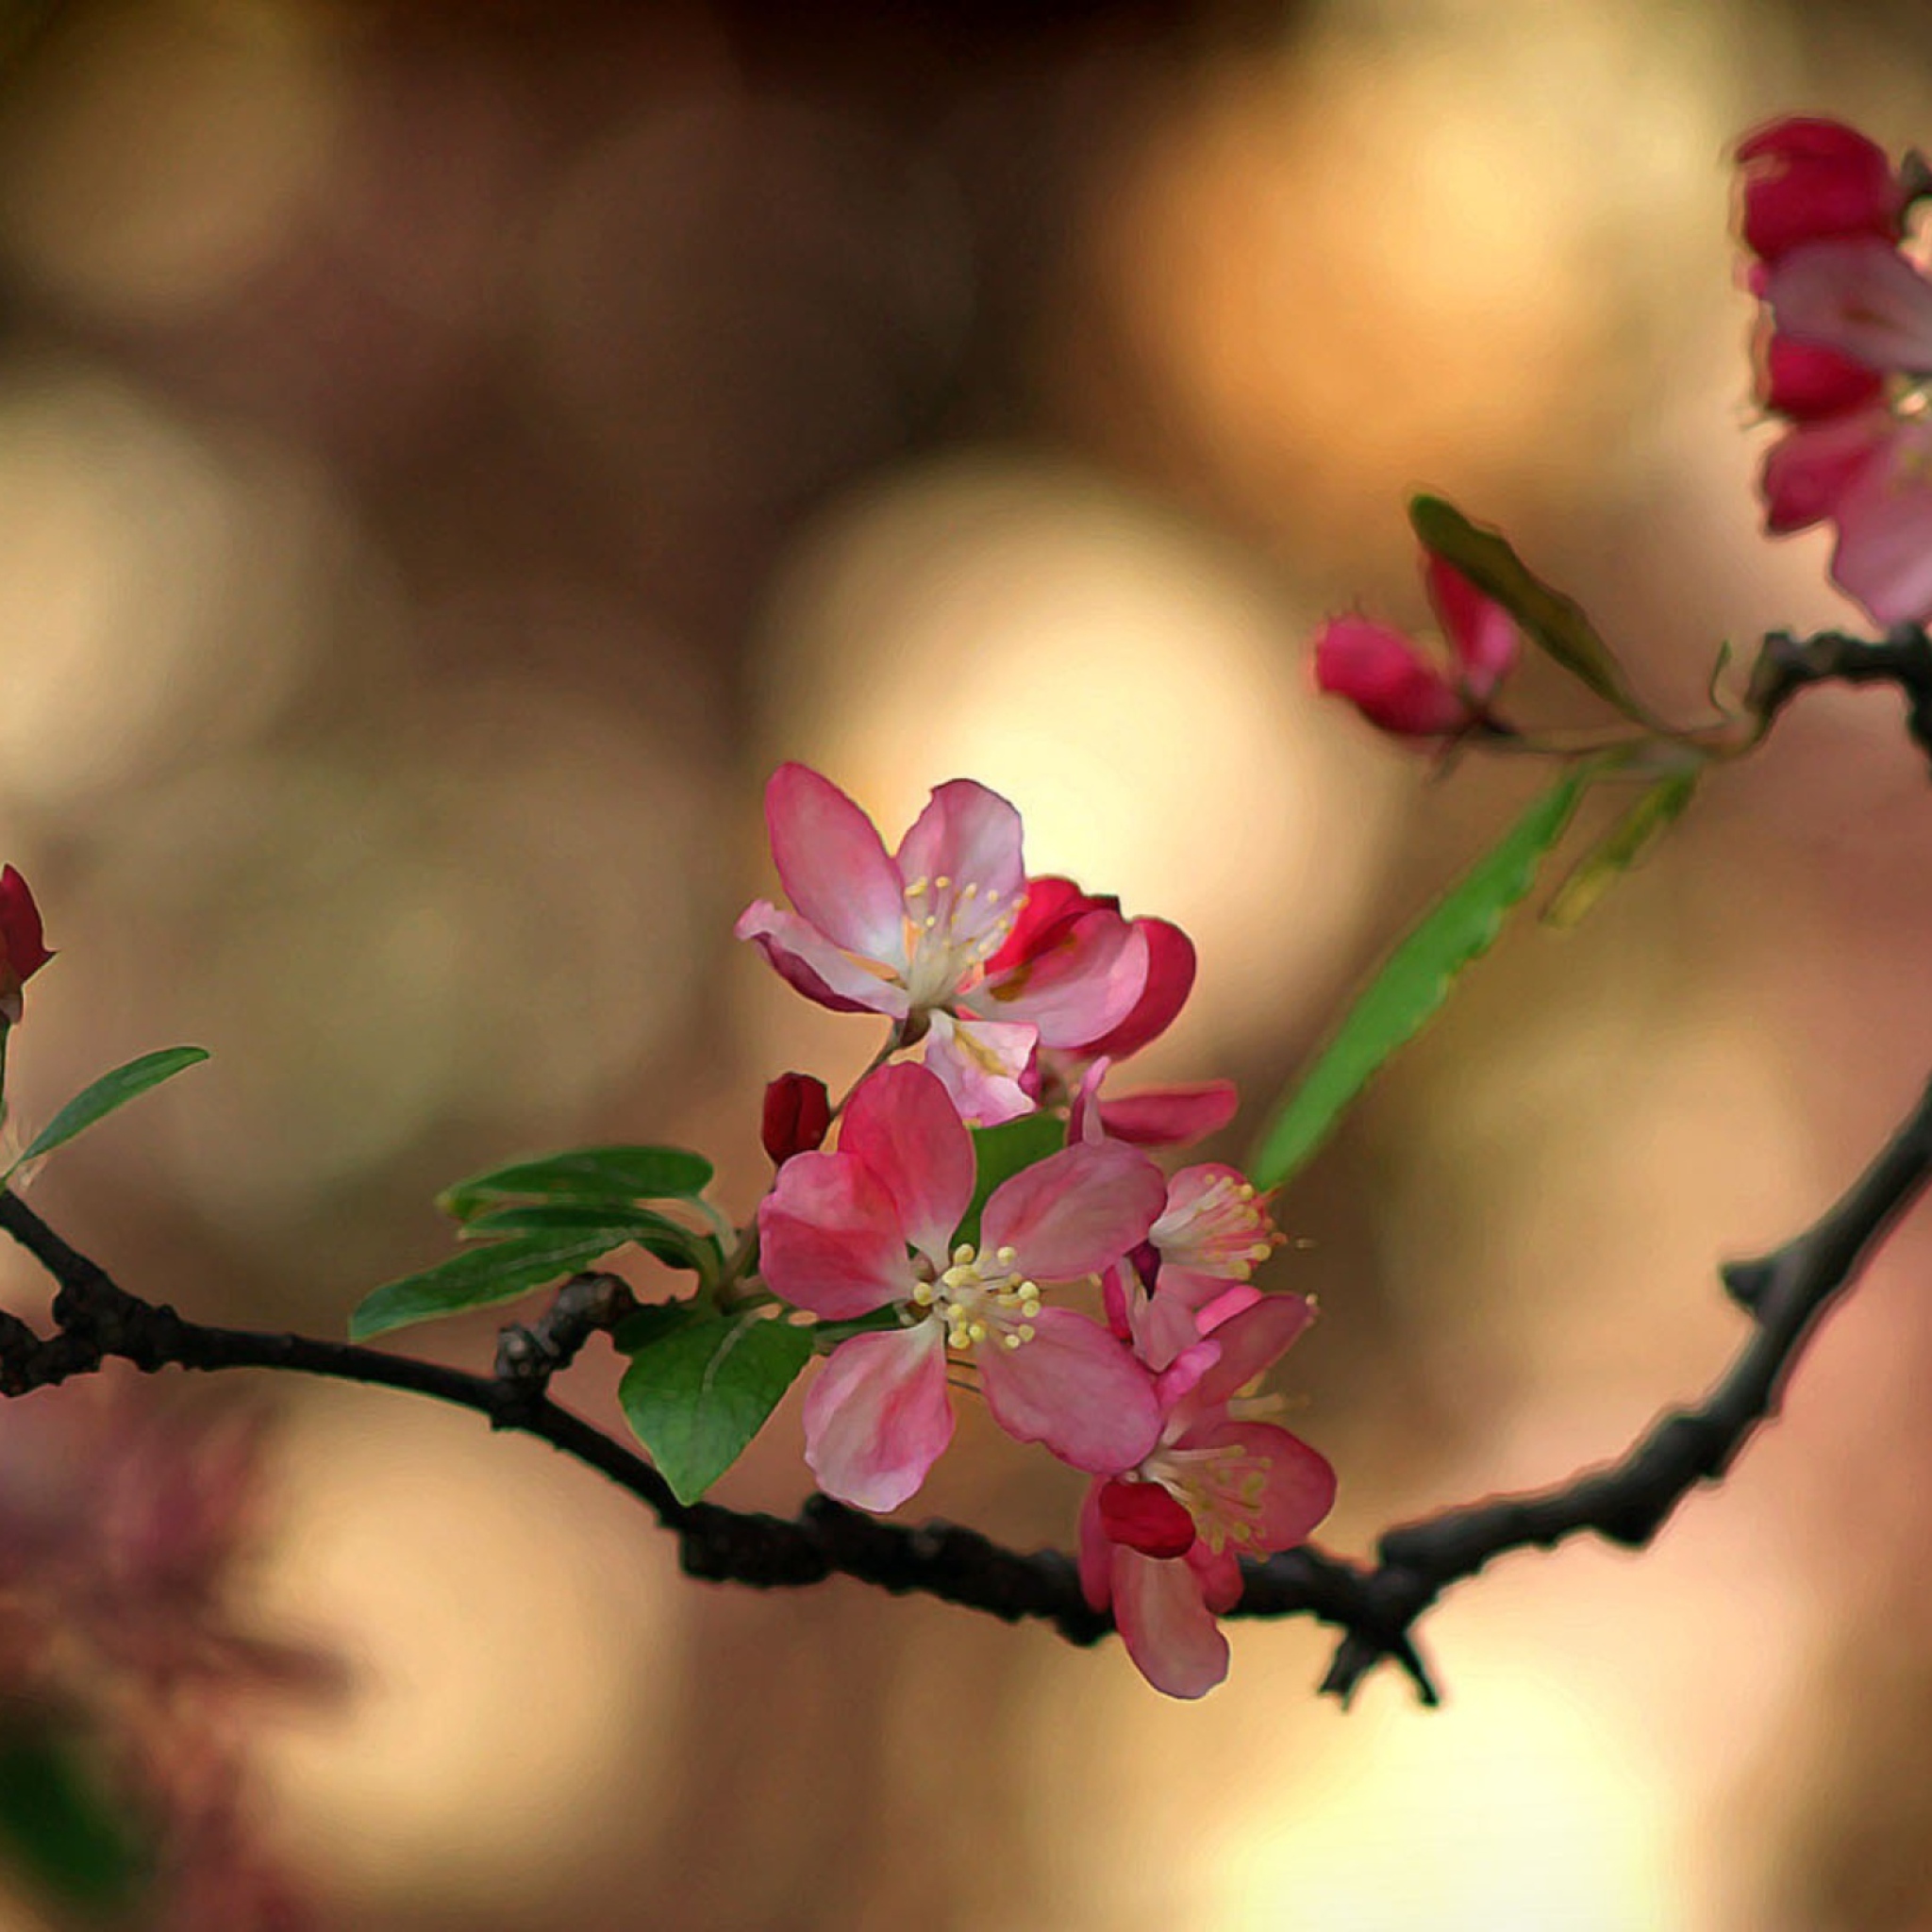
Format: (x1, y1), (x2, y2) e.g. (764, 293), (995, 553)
(3, 1061), (1931, 1703)
(1747, 624), (1932, 768)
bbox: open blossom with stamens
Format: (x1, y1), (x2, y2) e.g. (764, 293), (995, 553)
(1104, 1162), (1285, 1372)
(1079, 1293), (1335, 1699)
(736, 765), (1148, 1124)
(1312, 551), (1519, 741)
(758, 1061), (1165, 1511)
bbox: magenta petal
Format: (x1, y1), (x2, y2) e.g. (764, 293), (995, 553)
(735, 902), (910, 1018)
(764, 763), (909, 968)
(1112, 1549), (1228, 1699)
(758, 1151), (918, 1320)
(894, 778), (1026, 952)
(986, 875), (1110, 974)
(1759, 409), (1892, 534)
(802, 1324), (953, 1512)
(982, 1140), (1166, 1281)
(1424, 554), (1517, 697)
(978, 1308), (1161, 1474)
(838, 1063), (974, 1273)
(1312, 617), (1474, 737)
(1759, 334), (1888, 419)
(1082, 919), (1196, 1060)
(1096, 1081), (1240, 1148)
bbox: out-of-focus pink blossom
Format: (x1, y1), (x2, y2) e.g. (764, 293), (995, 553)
(1313, 552), (1519, 741)
(0, 866), (52, 1026)
(1079, 1294), (1335, 1698)
(737, 765), (1148, 1124)
(758, 1061), (1165, 1510)
(1737, 122), (1932, 626)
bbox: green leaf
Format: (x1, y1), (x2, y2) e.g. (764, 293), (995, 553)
(461, 1201), (717, 1271)
(350, 1233), (624, 1341)
(1543, 769), (1700, 929)
(1409, 495), (1650, 720)
(1249, 770), (1589, 1191)
(438, 1145), (713, 1222)
(619, 1312), (813, 1503)
(10, 1047), (208, 1172)
(612, 1299), (710, 1354)
(957, 1111), (1067, 1251)
(0, 1732), (148, 1909)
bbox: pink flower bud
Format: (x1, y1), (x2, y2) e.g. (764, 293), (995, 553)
(761, 1072), (832, 1166)
(1737, 117), (1903, 264)
(0, 867), (52, 1026)
(1312, 617), (1478, 739)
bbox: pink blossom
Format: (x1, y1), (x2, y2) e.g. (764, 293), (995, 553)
(1079, 1294), (1335, 1698)
(1313, 551), (1519, 741)
(1104, 1162), (1286, 1372)
(737, 765), (1149, 1124)
(0, 866), (52, 1026)
(758, 1061), (1166, 1510)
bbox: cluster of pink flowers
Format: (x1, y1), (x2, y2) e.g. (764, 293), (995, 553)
(1739, 116), (1932, 626)
(741, 764), (1334, 1696)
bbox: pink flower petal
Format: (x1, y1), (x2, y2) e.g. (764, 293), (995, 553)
(1098, 1477), (1196, 1558)
(1766, 238), (1932, 374)
(1080, 917), (1196, 1061)
(921, 1009), (1038, 1125)
(802, 1324), (953, 1512)
(1424, 555), (1518, 698)
(735, 901), (910, 1018)
(1096, 1081), (1240, 1148)
(893, 778), (1026, 955)
(1830, 430), (1932, 625)
(973, 909), (1149, 1048)
(1759, 408), (1894, 534)
(1111, 1548), (1229, 1699)
(982, 1140), (1166, 1281)
(1758, 333), (1888, 419)
(1077, 1479), (1114, 1611)
(837, 1063), (975, 1274)
(758, 1151), (919, 1320)
(1738, 117), (1901, 263)
(986, 875), (1110, 976)
(977, 1307), (1161, 1474)
(1186, 1542), (1245, 1615)
(764, 763), (909, 969)
(1312, 617), (1474, 738)
(1184, 1420), (1337, 1552)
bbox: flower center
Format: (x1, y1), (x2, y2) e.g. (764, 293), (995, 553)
(1148, 1439), (1273, 1555)
(899, 874), (1023, 1009)
(909, 1241), (1042, 1352)
(1156, 1174), (1280, 1279)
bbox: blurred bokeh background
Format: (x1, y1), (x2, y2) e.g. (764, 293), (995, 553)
(0, 0), (1926, 1924)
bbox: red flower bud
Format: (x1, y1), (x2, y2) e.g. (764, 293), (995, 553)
(1737, 117), (1903, 265)
(761, 1072), (831, 1166)
(0, 867), (52, 1026)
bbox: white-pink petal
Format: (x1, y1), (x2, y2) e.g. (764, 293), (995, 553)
(969, 912), (1150, 1049)
(758, 1151), (919, 1321)
(837, 1063), (974, 1274)
(977, 1307), (1161, 1474)
(735, 902), (910, 1019)
(802, 1324), (954, 1512)
(1766, 237), (1932, 374)
(921, 1010), (1038, 1125)
(764, 763), (910, 969)
(893, 779), (1026, 954)
(982, 1140), (1166, 1281)
(1830, 429), (1932, 625)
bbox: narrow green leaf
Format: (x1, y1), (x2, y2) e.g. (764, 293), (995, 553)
(0, 1732), (148, 1909)
(10, 1047), (209, 1172)
(1409, 495), (1649, 720)
(957, 1111), (1067, 1251)
(1250, 770), (1589, 1191)
(1543, 769), (1700, 929)
(350, 1234), (622, 1341)
(438, 1145), (713, 1222)
(460, 1201), (717, 1271)
(619, 1312), (813, 1503)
